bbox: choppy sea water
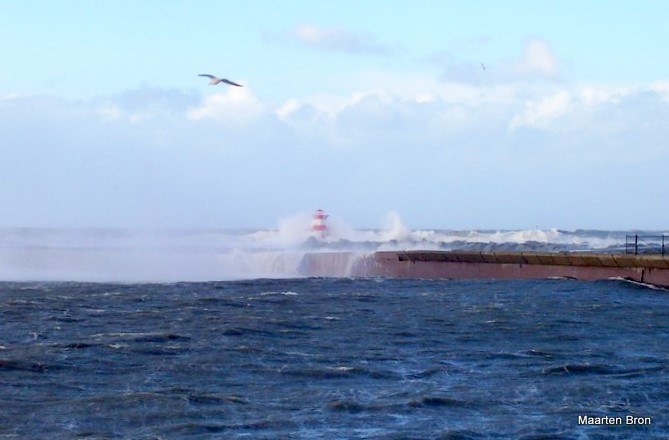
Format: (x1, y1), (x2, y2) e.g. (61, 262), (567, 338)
(1, 278), (667, 439)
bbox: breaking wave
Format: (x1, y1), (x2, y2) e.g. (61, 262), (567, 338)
(0, 212), (662, 282)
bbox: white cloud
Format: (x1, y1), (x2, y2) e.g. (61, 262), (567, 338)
(93, 85), (200, 124)
(187, 86), (265, 124)
(434, 39), (560, 84)
(651, 80), (669, 102)
(285, 23), (391, 55)
(510, 91), (572, 130)
(414, 93), (436, 104)
(514, 39), (559, 78)
(2, 78), (669, 229)
(578, 85), (623, 107)
(276, 98), (302, 120)
(96, 104), (122, 121)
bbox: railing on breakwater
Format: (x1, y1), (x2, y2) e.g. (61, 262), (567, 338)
(625, 235), (667, 256)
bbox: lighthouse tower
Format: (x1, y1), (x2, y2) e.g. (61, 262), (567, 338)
(311, 209), (329, 239)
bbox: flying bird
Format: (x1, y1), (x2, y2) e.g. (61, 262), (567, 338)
(480, 63), (486, 71)
(198, 74), (243, 87)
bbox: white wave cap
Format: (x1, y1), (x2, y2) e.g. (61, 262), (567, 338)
(0, 212), (632, 282)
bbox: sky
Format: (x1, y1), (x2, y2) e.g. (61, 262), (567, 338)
(1, 0), (668, 230)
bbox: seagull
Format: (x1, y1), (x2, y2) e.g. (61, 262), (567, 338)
(198, 74), (243, 87)
(480, 63), (486, 71)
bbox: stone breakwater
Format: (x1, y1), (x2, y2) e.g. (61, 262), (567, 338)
(298, 251), (669, 288)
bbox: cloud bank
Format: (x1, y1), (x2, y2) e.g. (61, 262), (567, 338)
(2, 70), (669, 229)
(436, 38), (561, 84)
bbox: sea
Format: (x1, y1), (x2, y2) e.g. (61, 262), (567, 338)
(1, 223), (668, 439)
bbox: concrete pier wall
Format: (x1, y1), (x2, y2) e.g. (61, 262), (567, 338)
(298, 251), (669, 287)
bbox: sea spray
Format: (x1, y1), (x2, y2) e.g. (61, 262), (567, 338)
(0, 214), (648, 282)
(297, 251), (372, 277)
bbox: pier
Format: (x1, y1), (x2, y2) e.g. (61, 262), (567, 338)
(299, 250), (669, 288)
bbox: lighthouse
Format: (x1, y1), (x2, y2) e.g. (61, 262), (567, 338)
(311, 209), (329, 239)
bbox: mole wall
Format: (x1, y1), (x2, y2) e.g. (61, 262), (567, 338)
(298, 251), (669, 287)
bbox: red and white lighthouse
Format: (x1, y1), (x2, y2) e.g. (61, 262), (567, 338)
(311, 209), (329, 239)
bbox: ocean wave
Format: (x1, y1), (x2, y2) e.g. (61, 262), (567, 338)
(408, 395), (476, 408)
(0, 222), (658, 282)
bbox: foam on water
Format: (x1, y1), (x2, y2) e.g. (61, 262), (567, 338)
(0, 213), (662, 282)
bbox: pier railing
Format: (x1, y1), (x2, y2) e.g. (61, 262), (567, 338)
(625, 235), (667, 255)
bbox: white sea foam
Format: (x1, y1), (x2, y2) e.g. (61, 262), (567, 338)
(0, 212), (649, 282)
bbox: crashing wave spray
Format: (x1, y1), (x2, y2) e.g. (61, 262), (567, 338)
(0, 213), (644, 282)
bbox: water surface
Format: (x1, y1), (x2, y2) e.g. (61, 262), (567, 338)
(0, 278), (667, 438)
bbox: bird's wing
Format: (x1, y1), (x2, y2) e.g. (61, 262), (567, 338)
(199, 74), (217, 79)
(222, 79), (243, 87)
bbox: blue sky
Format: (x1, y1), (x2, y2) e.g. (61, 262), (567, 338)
(1, 1), (668, 229)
